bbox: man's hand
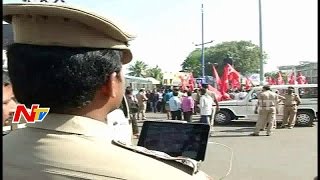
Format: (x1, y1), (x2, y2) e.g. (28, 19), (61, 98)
(254, 107), (258, 114)
(216, 106), (220, 112)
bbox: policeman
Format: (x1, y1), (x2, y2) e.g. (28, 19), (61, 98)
(250, 85), (279, 136)
(3, 3), (211, 179)
(136, 88), (148, 120)
(280, 86), (301, 129)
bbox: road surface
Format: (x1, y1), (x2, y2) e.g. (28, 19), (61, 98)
(134, 112), (318, 180)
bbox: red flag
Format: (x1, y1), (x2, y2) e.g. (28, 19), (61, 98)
(188, 74), (195, 91)
(288, 70), (296, 85)
(277, 72), (284, 85)
(225, 64), (240, 89)
(208, 85), (222, 101)
(212, 65), (221, 86)
(226, 64), (240, 81)
(220, 65), (230, 95)
(231, 79), (241, 89)
(245, 77), (252, 90)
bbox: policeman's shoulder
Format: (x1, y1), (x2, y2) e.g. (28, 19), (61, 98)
(112, 140), (200, 175)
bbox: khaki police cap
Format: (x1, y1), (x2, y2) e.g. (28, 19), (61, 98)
(3, 3), (135, 64)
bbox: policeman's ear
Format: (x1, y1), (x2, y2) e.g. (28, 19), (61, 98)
(101, 72), (118, 98)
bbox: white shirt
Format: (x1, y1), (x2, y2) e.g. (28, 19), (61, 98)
(199, 94), (213, 115)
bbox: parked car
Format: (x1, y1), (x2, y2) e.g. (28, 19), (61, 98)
(214, 84), (318, 126)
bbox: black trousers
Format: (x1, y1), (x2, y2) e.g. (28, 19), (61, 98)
(171, 110), (182, 120)
(183, 111), (193, 122)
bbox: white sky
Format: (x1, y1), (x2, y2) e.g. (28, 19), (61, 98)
(4, 0), (318, 74)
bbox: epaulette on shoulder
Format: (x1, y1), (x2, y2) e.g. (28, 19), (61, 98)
(112, 140), (200, 175)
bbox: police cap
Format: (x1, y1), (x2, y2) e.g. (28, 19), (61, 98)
(3, 3), (135, 64)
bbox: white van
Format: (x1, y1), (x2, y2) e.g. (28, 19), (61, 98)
(214, 84), (318, 126)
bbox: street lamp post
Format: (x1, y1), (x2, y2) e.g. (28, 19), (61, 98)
(194, 3), (214, 78)
(201, 3), (205, 78)
(258, 0), (264, 85)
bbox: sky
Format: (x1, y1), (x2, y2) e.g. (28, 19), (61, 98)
(4, 0), (318, 75)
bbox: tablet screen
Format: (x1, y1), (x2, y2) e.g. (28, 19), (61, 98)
(137, 121), (210, 161)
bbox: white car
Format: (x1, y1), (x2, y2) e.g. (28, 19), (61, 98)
(214, 84), (318, 126)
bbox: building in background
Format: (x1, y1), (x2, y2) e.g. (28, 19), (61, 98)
(162, 72), (192, 87)
(278, 61), (318, 84)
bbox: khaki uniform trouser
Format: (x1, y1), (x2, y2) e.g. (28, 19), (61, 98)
(137, 103), (147, 119)
(130, 113), (139, 134)
(254, 107), (276, 134)
(282, 106), (298, 127)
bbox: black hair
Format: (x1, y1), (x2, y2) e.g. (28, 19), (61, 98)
(125, 88), (133, 95)
(7, 43), (122, 112)
(200, 88), (207, 95)
(202, 84), (208, 89)
(262, 85), (271, 91)
(173, 91), (179, 96)
(187, 91), (192, 96)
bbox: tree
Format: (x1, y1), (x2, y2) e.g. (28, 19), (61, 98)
(181, 49), (202, 77)
(181, 41), (268, 77)
(128, 60), (148, 77)
(146, 65), (163, 82)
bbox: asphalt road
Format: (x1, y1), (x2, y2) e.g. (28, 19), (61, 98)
(135, 112), (318, 180)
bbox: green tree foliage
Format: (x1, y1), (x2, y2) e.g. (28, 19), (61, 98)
(181, 41), (268, 77)
(181, 49), (202, 77)
(146, 65), (164, 81)
(128, 60), (148, 77)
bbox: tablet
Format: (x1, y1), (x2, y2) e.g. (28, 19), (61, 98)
(137, 121), (210, 161)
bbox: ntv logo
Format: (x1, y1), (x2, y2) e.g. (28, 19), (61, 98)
(12, 104), (50, 124)
(22, 0), (65, 3)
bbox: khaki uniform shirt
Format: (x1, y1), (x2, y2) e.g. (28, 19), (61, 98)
(257, 90), (278, 111)
(283, 93), (301, 106)
(4, 114), (209, 180)
(136, 92), (147, 105)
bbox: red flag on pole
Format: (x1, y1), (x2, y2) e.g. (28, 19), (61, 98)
(220, 63), (241, 94)
(226, 64), (240, 81)
(212, 65), (221, 86)
(220, 65), (230, 95)
(226, 64), (240, 89)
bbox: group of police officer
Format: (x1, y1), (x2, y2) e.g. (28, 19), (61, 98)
(251, 85), (301, 136)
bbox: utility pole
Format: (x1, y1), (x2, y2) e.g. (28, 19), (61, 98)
(258, 0), (264, 85)
(194, 3), (213, 78)
(201, 3), (205, 78)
